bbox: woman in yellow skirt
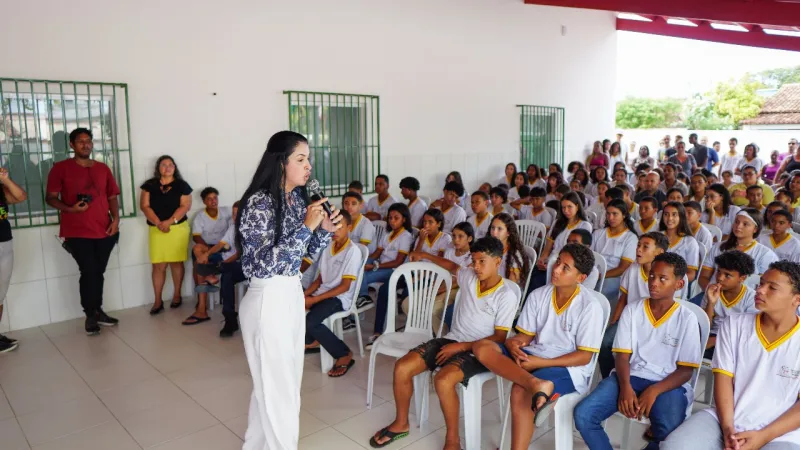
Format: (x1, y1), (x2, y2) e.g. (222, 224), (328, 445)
(139, 155), (193, 314)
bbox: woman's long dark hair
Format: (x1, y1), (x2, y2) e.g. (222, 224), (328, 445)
(606, 199), (635, 234)
(572, 168), (590, 187)
(721, 208), (763, 251)
(707, 183), (733, 216)
(547, 172), (564, 194)
(659, 201), (693, 237)
(590, 166), (610, 184)
(514, 172), (529, 187)
(149, 155), (184, 183)
(550, 192), (588, 241)
(527, 164), (541, 181)
(492, 213), (530, 284)
(235, 131), (308, 253)
(609, 142), (622, 157)
(446, 171), (463, 186)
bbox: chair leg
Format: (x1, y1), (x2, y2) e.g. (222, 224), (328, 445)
(553, 399), (575, 450)
(413, 373), (430, 427)
(620, 417), (632, 450)
(498, 400), (512, 450)
(367, 344), (378, 408)
(496, 377), (505, 422)
(462, 382), (483, 450)
(354, 312), (365, 358)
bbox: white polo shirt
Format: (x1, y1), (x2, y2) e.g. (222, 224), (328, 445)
(692, 223), (714, 252)
(586, 203), (606, 230)
(366, 194), (396, 219)
(407, 197), (428, 228)
(192, 207), (232, 244)
(633, 219), (658, 236)
(313, 239), (362, 311)
(414, 231), (452, 257)
(707, 314), (800, 445)
(467, 213), (493, 239)
(515, 285), (604, 395)
(702, 205), (742, 238)
(444, 269), (518, 343)
(703, 241), (778, 279)
(440, 204), (467, 234)
(619, 263), (690, 303)
(350, 214), (376, 253)
(548, 220), (593, 258)
(700, 285), (757, 335)
(378, 228), (413, 264)
(520, 206), (555, 230)
(498, 250), (524, 280)
(443, 247), (472, 268)
(667, 235), (701, 272)
(612, 299), (702, 401)
(758, 233), (800, 264)
(591, 228), (637, 270)
(627, 202), (641, 221)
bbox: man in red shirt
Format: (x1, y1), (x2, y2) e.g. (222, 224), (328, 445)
(46, 128), (121, 335)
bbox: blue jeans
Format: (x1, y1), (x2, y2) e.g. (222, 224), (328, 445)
(305, 297), (351, 359)
(574, 374), (688, 450)
(598, 322), (619, 379)
(357, 262), (393, 298)
(601, 276), (621, 306)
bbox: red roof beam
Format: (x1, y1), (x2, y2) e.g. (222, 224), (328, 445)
(524, 0), (800, 29)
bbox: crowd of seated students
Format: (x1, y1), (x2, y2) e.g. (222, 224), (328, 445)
(294, 135), (800, 447)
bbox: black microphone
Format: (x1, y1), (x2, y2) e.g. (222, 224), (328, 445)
(307, 179), (333, 216)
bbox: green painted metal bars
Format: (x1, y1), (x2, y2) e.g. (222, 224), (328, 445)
(284, 90), (380, 196)
(0, 78), (136, 228)
(518, 105), (565, 171)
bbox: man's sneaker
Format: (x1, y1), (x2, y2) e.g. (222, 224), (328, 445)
(220, 313), (239, 338)
(96, 310), (119, 327)
(0, 339), (18, 353)
(342, 318), (356, 332)
(364, 334), (380, 350)
(85, 316), (101, 335)
(356, 296), (373, 309)
(0, 334), (17, 345)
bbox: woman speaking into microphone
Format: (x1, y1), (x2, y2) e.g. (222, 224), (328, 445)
(235, 131), (341, 450)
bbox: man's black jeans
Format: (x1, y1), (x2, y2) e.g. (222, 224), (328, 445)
(219, 261), (246, 315)
(64, 233), (119, 316)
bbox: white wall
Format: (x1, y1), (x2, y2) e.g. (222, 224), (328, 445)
(0, 0), (617, 331)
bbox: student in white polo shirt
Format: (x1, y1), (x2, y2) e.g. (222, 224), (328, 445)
(634, 197), (659, 236)
(303, 211), (361, 378)
(365, 174), (396, 221)
(660, 201), (701, 283)
(369, 237), (517, 449)
(341, 191), (376, 252)
(684, 201), (714, 251)
(759, 209), (800, 263)
(575, 253), (701, 450)
(438, 181), (467, 234)
(467, 190), (492, 239)
(516, 187), (556, 230)
(412, 209), (451, 257)
(662, 261), (800, 450)
(473, 243), (604, 447)
(399, 176), (427, 228)
(591, 198), (637, 303)
(702, 184), (741, 241)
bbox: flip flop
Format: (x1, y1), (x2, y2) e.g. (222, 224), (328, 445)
(369, 426), (409, 448)
(531, 391), (560, 427)
(182, 315), (211, 326)
(328, 359), (355, 378)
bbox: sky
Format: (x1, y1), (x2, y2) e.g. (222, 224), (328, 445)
(616, 31), (800, 100)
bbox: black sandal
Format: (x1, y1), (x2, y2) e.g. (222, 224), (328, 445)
(531, 391), (559, 427)
(150, 304), (164, 315)
(182, 315), (211, 326)
(170, 299), (182, 308)
(328, 359), (355, 378)
(369, 426), (409, 448)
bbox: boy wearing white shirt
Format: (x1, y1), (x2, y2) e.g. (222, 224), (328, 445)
(303, 211), (361, 377)
(467, 190), (492, 239)
(517, 187), (556, 229)
(586, 181), (610, 230)
(365, 174), (396, 221)
(341, 191), (376, 252)
(399, 176), (427, 228)
(369, 237), (517, 449)
(438, 181), (467, 234)
(575, 253), (701, 450)
(634, 197), (659, 236)
(663, 261), (800, 450)
(760, 209), (800, 263)
(473, 244), (604, 447)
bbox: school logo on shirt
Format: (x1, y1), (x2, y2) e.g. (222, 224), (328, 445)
(778, 366), (800, 379)
(661, 334), (679, 348)
(480, 300), (497, 316)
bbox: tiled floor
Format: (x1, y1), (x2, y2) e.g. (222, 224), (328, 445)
(0, 304), (713, 449)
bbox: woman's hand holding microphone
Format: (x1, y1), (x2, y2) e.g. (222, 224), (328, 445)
(304, 197), (343, 232)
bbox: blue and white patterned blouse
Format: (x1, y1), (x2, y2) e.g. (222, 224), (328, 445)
(239, 188), (332, 279)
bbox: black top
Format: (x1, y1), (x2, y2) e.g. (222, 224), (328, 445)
(0, 188), (11, 242)
(140, 178), (193, 226)
(690, 144), (709, 168)
(785, 157), (800, 176)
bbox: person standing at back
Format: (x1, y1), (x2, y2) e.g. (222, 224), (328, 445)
(46, 128), (121, 336)
(0, 167), (27, 351)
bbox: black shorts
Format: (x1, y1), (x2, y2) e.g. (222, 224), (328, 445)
(411, 338), (488, 387)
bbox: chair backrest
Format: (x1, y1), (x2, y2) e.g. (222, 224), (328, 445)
(587, 211), (598, 228)
(515, 220), (545, 253)
(386, 262), (452, 337)
(744, 274), (760, 288)
(373, 220), (387, 248)
(546, 207), (558, 220)
(705, 224), (722, 243)
(592, 251), (608, 292)
(522, 245), (537, 299)
(587, 290), (612, 378)
(681, 302), (711, 402)
(697, 241), (707, 272)
(348, 244), (371, 314)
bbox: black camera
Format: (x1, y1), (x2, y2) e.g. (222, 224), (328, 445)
(77, 193), (93, 204)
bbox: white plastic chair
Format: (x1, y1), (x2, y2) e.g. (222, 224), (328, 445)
(546, 207), (558, 220)
(614, 301), (710, 450)
(587, 211), (598, 228)
(368, 220), (388, 291)
(498, 290), (611, 450)
(521, 245), (537, 298)
(207, 279), (248, 312)
(366, 262), (452, 408)
(794, 222), (800, 234)
(516, 220), (546, 256)
(697, 242), (707, 275)
(705, 224), (722, 243)
(744, 274), (760, 289)
(593, 251), (608, 292)
(415, 283), (522, 450)
(318, 244), (370, 372)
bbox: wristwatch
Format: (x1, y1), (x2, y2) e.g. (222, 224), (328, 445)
(372, 262), (380, 272)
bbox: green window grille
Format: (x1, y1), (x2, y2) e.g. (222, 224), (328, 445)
(285, 90), (380, 196)
(0, 78), (135, 228)
(518, 105), (565, 170)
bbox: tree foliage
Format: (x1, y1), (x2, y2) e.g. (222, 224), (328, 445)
(616, 97), (684, 129)
(754, 66), (800, 89)
(709, 75), (765, 126)
(683, 94), (734, 130)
